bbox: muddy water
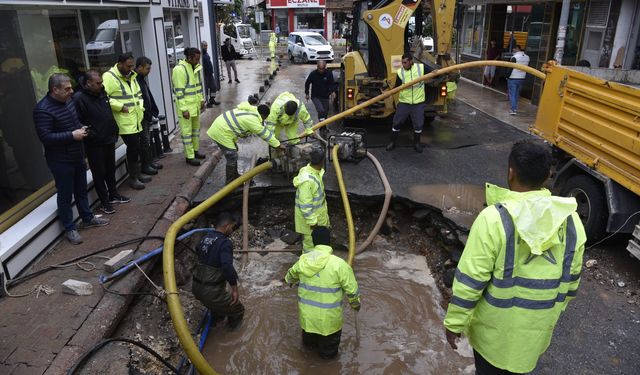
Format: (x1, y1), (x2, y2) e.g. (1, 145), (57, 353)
(408, 184), (486, 228)
(201, 238), (474, 374)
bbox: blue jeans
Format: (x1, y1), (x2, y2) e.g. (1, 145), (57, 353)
(47, 159), (93, 231)
(508, 79), (524, 112)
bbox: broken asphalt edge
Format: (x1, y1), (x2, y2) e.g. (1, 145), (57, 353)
(44, 149), (222, 375)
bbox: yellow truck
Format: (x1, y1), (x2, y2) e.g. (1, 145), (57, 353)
(532, 63), (640, 258)
(339, 0), (456, 121)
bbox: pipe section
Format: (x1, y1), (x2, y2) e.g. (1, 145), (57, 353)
(331, 145), (356, 266)
(356, 152), (392, 254)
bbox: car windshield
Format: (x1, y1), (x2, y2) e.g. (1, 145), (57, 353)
(237, 25), (251, 38)
(94, 29), (116, 42)
(303, 35), (327, 46)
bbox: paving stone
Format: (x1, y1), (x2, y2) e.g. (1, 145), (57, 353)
(61, 280), (93, 296)
(104, 250), (134, 273)
(5, 348), (54, 367)
(0, 363), (17, 374)
(11, 364), (48, 375)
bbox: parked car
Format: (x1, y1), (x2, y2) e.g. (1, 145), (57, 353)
(287, 31), (334, 63)
(422, 36), (434, 53)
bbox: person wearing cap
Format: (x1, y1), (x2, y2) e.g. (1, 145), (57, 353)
(284, 226), (361, 359)
(293, 147), (329, 251)
(265, 91), (314, 145)
(206, 95), (285, 183)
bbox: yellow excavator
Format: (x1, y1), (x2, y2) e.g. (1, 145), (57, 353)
(339, 0), (457, 121)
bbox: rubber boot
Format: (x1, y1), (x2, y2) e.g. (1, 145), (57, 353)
(386, 131), (399, 151)
(128, 164), (145, 190)
(413, 132), (424, 153)
(225, 165), (240, 185)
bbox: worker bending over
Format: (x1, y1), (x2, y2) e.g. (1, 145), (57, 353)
(192, 212), (244, 330)
(444, 140), (586, 374)
(207, 95), (284, 183)
(285, 227), (361, 359)
(386, 53), (430, 153)
(265, 91), (314, 144)
(172, 47), (205, 166)
(293, 147), (329, 251)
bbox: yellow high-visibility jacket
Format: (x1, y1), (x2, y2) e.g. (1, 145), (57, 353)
(293, 164), (329, 235)
(207, 101), (280, 150)
(265, 92), (313, 135)
(285, 244), (360, 335)
(172, 59), (204, 116)
(102, 65), (144, 135)
(444, 183), (586, 373)
(397, 63), (425, 104)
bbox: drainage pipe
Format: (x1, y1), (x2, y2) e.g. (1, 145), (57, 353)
(241, 155), (258, 269)
(331, 145), (356, 266)
(298, 60), (546, 138)
(356, 152), (392, 254)
(163, 161), (272, 375)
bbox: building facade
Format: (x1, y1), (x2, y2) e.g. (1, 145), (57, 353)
(266, 0), (327, 36)
(458, 0), (640, 104)
(0, 0), (202, 280)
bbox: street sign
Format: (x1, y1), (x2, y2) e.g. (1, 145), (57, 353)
(255, 11), (264, 23)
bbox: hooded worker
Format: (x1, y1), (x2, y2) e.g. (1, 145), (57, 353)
(269, 32), (278, 60)
(207, 95), (284, 183)
(284, 226), (361, 359)
(293, 147), (329, 251)
(265, 91), (314, 145)
(444, 139), (586, 374)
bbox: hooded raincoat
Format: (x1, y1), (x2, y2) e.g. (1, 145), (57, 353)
(285, 244), (360, 336)
(206, 101), (280, 150)
(265, 92), (313, 143)
(293, 164), (330, 249)
(102, 65), (144, 135)
(444, 183), (586, 373)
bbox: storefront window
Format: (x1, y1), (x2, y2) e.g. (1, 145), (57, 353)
(274, 9), (288, 36)
(462, 6), (484, 56)
(295, 9), (324, 35)
(82, 10), (121, 72)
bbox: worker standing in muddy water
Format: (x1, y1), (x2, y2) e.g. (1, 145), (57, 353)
(285, 227), (361, 359)
(293, 147), (330, 252)
(444, 140), (586, 374)
(192, 212), (244, 330)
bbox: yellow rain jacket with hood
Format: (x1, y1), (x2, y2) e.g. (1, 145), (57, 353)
(103, 65), (144, 135)
(265, 92), (313, 143)
(444, 183), (586, 373)
(293, 164), (330, 250)
(285, 244), (360, 336)
(206, 101), (280, 150)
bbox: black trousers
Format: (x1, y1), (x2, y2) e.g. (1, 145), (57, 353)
(302, 329), (342, 359)
(85, 143), (117, 205)
(140, 120), (152, 168)
(474, 350), (526, 375)
(121, 132), (142, 176)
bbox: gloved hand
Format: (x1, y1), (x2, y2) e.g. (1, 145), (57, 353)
(351, 302), (361, 312)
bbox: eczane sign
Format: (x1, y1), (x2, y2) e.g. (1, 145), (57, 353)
(287, 0), (319, 7)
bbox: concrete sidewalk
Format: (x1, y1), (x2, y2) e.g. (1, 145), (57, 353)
(455, 77), (538, 133)
(0, 58), (273, 375)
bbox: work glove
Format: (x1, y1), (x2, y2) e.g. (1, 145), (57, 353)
(350, 302), (361, 312)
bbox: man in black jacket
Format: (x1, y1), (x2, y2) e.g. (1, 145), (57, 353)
(305, 61), (336, 122)
(34, 73), (109, 245)
(73, 70), (130, 215)
(201, 41), (220, 107)
(135, 57), (163, 177)
(221, 38), (240, 84)
(192, 212), (244, 330)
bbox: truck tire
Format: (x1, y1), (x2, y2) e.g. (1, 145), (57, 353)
(560, 175), (608, 242)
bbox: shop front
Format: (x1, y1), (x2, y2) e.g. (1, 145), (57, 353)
(0, 0), (200, 279)
(267, 0), (326, 36)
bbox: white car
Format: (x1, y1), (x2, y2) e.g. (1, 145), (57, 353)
(422, 37), (434, 53)
(288, 32), (334, 63)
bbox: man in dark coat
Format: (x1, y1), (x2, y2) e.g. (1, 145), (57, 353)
(201, 40), (220, 107)
(73, 70), (130, 215)
(135, 56), (163, 176)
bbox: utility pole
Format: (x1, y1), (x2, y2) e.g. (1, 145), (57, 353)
(554, 0), (571, 64)
(208, 1), (223, 82)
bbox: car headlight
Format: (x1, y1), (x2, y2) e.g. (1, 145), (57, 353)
(308, 48), (316, 52)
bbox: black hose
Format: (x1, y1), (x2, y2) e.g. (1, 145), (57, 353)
(66, 337), (180, 375)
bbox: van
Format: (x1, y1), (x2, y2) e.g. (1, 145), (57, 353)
(287, 32), (334, 63)
(86, 19), (121, 58)
(219, 23), (255, 58)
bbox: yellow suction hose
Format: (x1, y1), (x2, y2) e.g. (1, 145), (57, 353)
(332, 145), (356, 267)
(164, 60), (547, 375)
(298, 60), (546, 138)
(163, 161), (272, 375)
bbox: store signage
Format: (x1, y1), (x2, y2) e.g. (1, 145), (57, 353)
(165, 0), (194, 8)
(287, 0), (319, 7)
(378, 13), (392, 29)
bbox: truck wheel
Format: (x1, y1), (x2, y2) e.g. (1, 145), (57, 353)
(561, 175), (608, 242)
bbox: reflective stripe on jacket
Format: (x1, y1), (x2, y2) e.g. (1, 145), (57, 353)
(397, 63), (425, 104)
(102, 65), (144, 135)
(172, 59), (204, 115)
(264, 91), (313, 135)
(206, 101), (280, 150)
(285, 244), (360, 335)
(444, 184), (586, 373)
(293, 164), (330, 235)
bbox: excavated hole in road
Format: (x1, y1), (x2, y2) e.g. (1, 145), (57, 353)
(100, 191), (475, 375)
